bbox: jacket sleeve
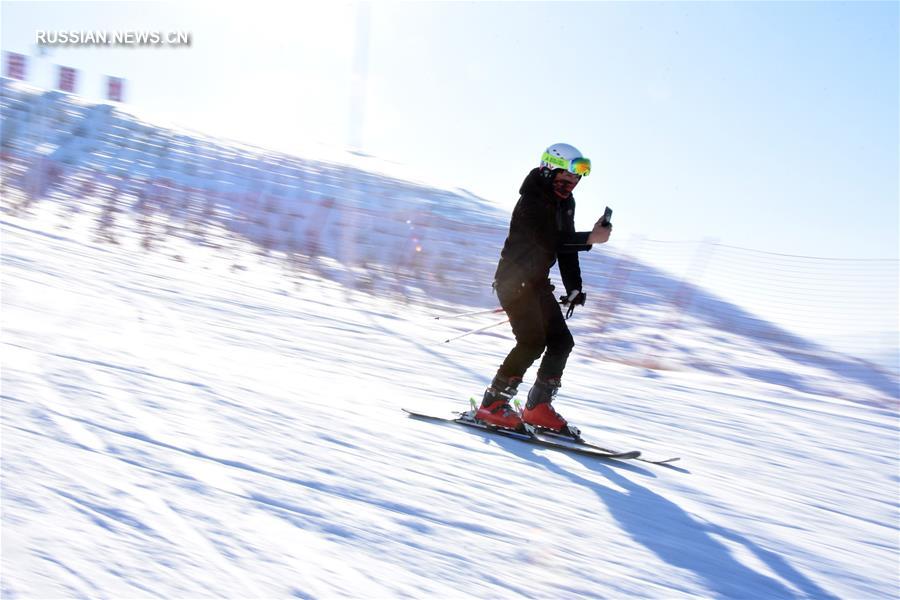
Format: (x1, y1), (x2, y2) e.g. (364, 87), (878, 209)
(556, 198), (592, 293)
(558, 251), (583, 295)
(556, 198), (592, 253)
(557, 231), (592, 252)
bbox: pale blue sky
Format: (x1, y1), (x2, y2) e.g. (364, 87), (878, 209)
(2, 0), (897, 264)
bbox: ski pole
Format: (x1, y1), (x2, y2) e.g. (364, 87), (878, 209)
(435, 292), (579, 321)
(433, 306), (505, 320)
(439, 296), (580, 344)
(442, 317), (510, 344)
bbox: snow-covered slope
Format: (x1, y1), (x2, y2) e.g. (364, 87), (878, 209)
(2, 203), (898, 598)
(2, 81), (893, 405)
(2, 81), (898, 598)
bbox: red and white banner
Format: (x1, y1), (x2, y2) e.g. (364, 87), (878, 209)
(57, 65), (78, 93)
(106, 76), (124, 102)
(4, 52), (27, 80)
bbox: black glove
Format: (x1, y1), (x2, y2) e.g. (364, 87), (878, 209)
(559, 291), (586, 319)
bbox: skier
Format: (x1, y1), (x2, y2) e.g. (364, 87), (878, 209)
(475, 143), (611, 433)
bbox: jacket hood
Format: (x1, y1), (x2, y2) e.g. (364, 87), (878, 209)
(519, 168), (551, 196)
(519, 167), (572, 201)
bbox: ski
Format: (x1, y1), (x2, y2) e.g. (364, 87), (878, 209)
(402, 408), (641, 461)
(534, 428), (681, 466)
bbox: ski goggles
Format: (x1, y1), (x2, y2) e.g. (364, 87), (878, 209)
(541, 152), (592, 177)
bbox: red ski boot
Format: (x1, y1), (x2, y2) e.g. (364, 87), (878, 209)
(522, 378), (568, 432)
(475, 375), (523, 430)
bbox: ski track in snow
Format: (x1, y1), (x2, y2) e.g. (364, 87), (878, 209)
(2, 210), (898, 599)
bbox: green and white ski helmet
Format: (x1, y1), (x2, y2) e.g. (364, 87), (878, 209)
(540, 143), (591, 177)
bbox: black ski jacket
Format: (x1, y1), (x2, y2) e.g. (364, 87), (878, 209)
(493, 168), (593, 296)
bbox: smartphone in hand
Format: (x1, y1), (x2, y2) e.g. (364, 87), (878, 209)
(601, 206), (613, 228)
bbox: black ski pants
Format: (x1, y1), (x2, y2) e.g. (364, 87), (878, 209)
(495, 280), (574, 381)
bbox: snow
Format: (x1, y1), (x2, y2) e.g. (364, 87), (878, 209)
(2, 203), (897, 599)
(2, 81), (898, 598)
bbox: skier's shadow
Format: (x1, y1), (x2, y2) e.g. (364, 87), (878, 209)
(490, 435), (839, 600)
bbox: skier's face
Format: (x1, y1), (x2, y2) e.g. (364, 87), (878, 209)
(552, 170), (580, 199)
